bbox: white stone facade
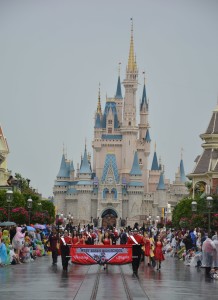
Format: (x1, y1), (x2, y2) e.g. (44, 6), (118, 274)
(53, 27), (188, 228)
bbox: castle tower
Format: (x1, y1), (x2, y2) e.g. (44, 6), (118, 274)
(114, 63), (123, 124)
(137, 75), (151, 192)
(53, 153), (70, 213)
(93, 86), (103, 174)
(148, 144), (161, 192)
(121, 20), (138, 177)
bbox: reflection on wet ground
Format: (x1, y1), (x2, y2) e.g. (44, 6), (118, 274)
(0, 256), (218, 299)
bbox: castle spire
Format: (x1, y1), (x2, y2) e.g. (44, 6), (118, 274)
(97, 83), (102, 115)
(157, 172), (166, 190)
(151, 143), (159, 171)
(130, 151), (142, 176)
(180, 148), (186, 183)
(115, 63), (123, 99)
(57, 153), (69, 178)
(127, 18), (137, 72)
(140, 72), (148, 110)
(80, 145), (92, 174)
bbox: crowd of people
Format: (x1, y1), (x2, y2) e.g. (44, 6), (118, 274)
(1, 221), (218, 280)
(0, 225), (49, 266)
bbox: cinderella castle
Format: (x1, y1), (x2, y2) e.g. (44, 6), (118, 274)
(53, 24), (188, 228)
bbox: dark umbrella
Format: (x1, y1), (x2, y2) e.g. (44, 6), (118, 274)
(0, 221), (16, 226)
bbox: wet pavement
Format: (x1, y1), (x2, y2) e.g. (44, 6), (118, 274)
(0, 255), (218, 300)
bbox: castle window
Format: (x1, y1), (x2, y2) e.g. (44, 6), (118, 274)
(129, 121), (131, 126)
(139, 158), (142, 164)
(108, 128), (112, 133)
(108, 120), (112, 125)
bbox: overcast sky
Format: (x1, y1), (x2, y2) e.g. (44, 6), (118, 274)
(0, 0), (218, 197)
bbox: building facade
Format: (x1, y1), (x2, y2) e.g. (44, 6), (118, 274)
(188, 105), (218, 197)
(0, 126), (11, 187)
(53, 25), (188, 228)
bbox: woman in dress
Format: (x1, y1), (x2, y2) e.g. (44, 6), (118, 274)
(143, 232), (151, 266)
(154, 235), (165, 270)
(76, 233), (85, 245)
(72, 230), (79, 245)
(101, 231), (112, 270)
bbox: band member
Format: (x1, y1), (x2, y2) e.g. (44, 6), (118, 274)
(60, 230), (72, 272)
(85, 230), (94, 245)
(127, 229), (143, 276)
(119, 228), (128, 245)
(48, 227), (59, 265)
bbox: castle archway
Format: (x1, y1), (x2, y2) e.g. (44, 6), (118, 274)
(101, 208), (118, 229)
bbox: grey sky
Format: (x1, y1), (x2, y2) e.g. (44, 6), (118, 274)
(0, 0), (218, 197)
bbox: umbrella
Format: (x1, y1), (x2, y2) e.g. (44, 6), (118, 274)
(0, 221), (16, 226)
(34, 224), (46, 230)
(26, 226), (36, 231)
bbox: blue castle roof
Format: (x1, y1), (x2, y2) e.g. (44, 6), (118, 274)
(57, 154), (70, 178)
(102, 102), (119, 129)
(180, 159), (186, 183)
(145, 129), (151, 142)
(95, 114), (102, 128)
(151, 151), (159, 171)
(130, 151), (142, 176)
(157, 173), (166, 190)
(80, 147), (92, 174)
(140, 83), (148, 111)
(115, 76), (123, 99)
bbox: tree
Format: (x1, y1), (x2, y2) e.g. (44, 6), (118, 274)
(172, 197), (193, 228)
(172, 194), (218, 230)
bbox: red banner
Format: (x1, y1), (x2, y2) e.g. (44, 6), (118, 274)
(70, 245), (132, 265)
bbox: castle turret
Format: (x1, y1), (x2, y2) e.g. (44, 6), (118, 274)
(157, 172), (166, 190)
(148, 144), (161, 192)
(129, 151), (143, 187)
(121, 20), (138, 177)
(79, 145), (92, 181)
(57, 154), (70, 179)
(114, 64), (123, 125)
(139, 77), (149, 140)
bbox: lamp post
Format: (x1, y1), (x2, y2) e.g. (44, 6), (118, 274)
(38, 202), (42, 211)
(27, 198), (33, 225)
(191, 200), (197, 212)
(156, 215), (160, 226)
(6, 190), (13, 221)
(206, 196), (213, 234)
(56, 213), (60, 242)
(147, 215), (152, 226)
(191, 196), (213, 233)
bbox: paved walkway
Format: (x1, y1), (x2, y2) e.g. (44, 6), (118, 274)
(0, 256), (218, 300)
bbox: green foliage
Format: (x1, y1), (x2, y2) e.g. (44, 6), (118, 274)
(0, 190), (26, 208)
(172, 197), (193, 228)
(40, 200), (55, 223)
(0, 207), (8, 222)
(172, 194), (218, 229)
